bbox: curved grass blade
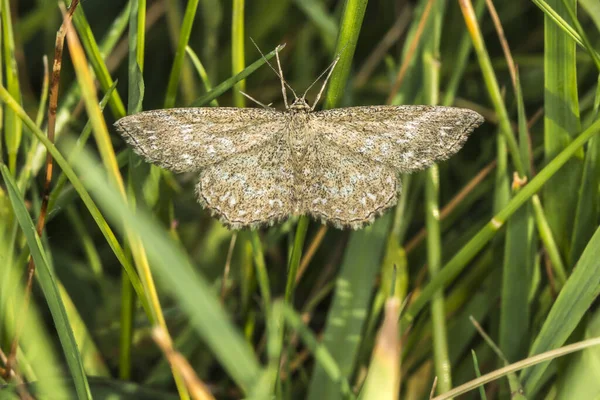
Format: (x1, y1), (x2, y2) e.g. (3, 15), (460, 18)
(1, 165), (92, 400)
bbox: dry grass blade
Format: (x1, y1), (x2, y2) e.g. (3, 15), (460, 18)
(152, 327), (216, 400)
(3, 0), (80, 379)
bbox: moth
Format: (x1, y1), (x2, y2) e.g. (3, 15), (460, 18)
(115, 48), (484, 230)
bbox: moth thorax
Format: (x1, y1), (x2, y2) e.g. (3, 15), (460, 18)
(289, 98), (311, 113)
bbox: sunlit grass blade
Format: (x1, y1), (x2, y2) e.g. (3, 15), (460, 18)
(69, 144), (262, 395)
(46, 81), (117, 215)
(231, 0), (245, 108)
(1, 164), (92, 399)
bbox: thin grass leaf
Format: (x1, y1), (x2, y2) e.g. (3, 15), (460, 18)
(46, 81), (118, 215)
(422, 0), (453, 393)
(531, 0), (600, 61)
(1, 164), (92, 400)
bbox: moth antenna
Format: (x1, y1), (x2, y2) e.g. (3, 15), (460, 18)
(249, 38), (298, 104)
(305, 42), (351, 110)
(239, 90), (275, 110)
(309, 54), (340, 111)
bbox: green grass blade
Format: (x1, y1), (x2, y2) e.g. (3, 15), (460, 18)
(521, 225), (600, 394)
(69, 145), (263, 395)
(46, 81), (118, 215)
(1, 0), (22, 174)
(1, 165), (92, 400)
(570, 133), (600, 264)
(542, 0), (582, 258)
(164, 0), (200, 108)
(190, 44), (285, 107)
(423, 0), (452, 393)
(323, 0), (369, 110)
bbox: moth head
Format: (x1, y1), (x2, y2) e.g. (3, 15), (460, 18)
(289, 97), (311, 113)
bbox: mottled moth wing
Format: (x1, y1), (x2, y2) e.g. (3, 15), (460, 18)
(311, 105), (484, 173)
(114, 108), (286, 172)
(301, 141), (399, 229)
(196, 135), (296, 230)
